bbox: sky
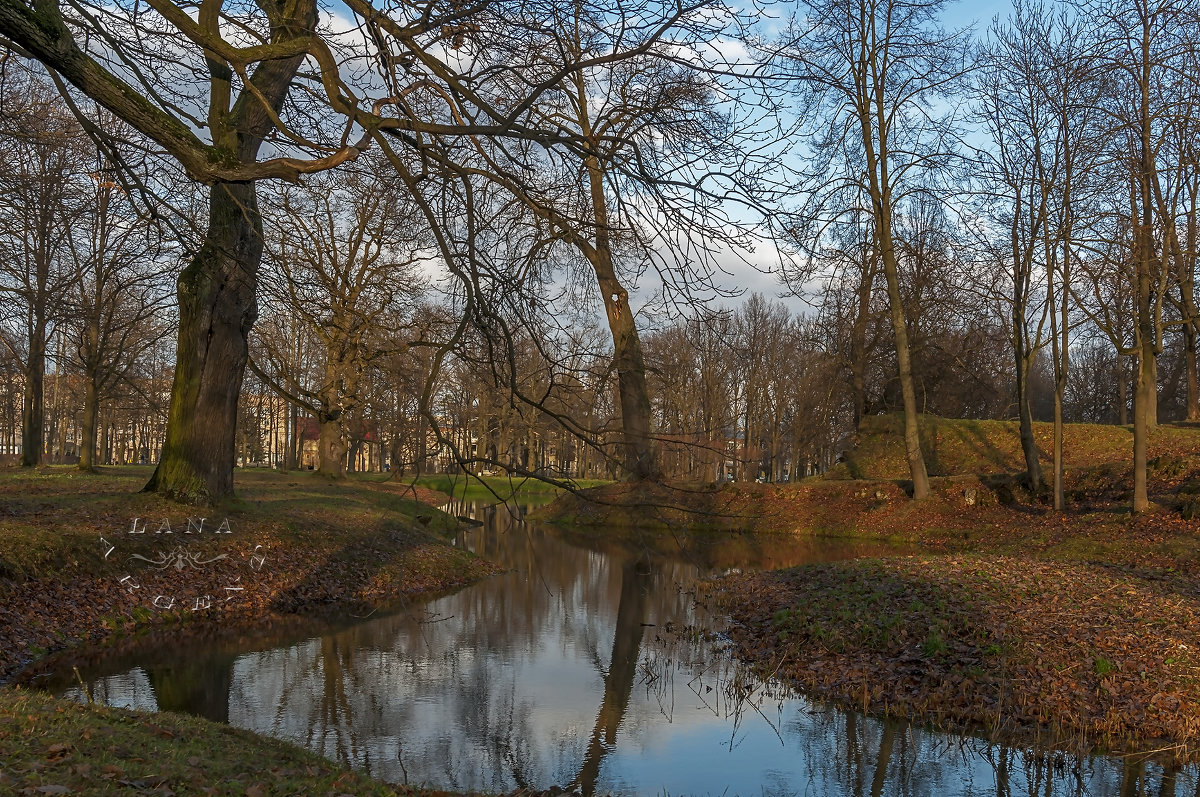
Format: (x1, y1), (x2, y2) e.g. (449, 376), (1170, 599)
(946, 0), (1016, 29)
(696, 0), (1022, 316)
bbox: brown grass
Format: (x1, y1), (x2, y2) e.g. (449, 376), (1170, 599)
(0, 466), (499, 682)
(712, 554), (1200, 762)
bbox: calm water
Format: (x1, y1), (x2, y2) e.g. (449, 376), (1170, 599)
(38, 501), (1195, 796)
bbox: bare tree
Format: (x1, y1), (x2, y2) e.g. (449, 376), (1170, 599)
(974, 4), (1061, 492)
(0, 0), (379, 499)
(342, 0), (776, 484)
(69, 154), (173, 471)
(0, 67), (86, 466)
(783, 0), (971, 498)
(254, 156), (425, 478)
(1072, 0), (1199, 512)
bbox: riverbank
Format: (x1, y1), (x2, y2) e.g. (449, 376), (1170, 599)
(541, 417), (1200, 564)
(408, 472), (610, 504)
(0, 466), (498, 683)
(543, 417), (1200, 761)
(0, 466), (508, 794)
(541, 476), (1200, 571)
(0, 687), (418, 795)
(707, 554), (1200, 762)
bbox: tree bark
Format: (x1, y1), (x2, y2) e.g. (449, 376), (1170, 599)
(79, 376), (98, 471)
(1016, 357), (1043, 492)
(1186, 330), (1200, 422)
(144, 182), (261, 502)
(584, 153), (660, 482)
(1133, 349), (1154, 513)
(20, 316), (46, 467)
(318, 416), (348, 478)
(316, 356), (349, 478)
(1051, 274), (1069, 512)
(1117, 355), (1129, 425)
(1129, 18), (1160, 513)
(877, 220), (930, 499)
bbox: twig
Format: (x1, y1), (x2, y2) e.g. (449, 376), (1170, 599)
(73, 666), (94, 706)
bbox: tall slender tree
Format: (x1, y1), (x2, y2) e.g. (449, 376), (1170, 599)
(0, 68), (86, 467)
(1074, 0), (1199, 511)
(784, 0), (971, 499)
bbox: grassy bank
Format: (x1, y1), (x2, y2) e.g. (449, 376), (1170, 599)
(540, 417), (1200, 564)
(0, 465), (510, 795)
(0, 687), (420, 796)
(710, 554), (1200, 761)
(831, 414), (1200, 481)
(0, 466), (501, 682)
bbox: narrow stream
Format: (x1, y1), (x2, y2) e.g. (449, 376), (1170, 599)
(37, 501), (1196, 795)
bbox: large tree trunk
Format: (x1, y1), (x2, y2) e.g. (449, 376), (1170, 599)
(20, 316), (46, 467)
(144, 182), (261, 502)
(79, 376), (99, 471)
(584, 154), (660, 482)
(604, 285), (658, 481)
(316, 359), (348, 478)
(318, 416), (348, 478)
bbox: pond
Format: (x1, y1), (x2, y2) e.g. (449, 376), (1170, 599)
(35, 501), (1196, 796)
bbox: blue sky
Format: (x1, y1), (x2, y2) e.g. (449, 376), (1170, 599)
(701, 0), (1025, 312)
(945, 0), (1017, 31)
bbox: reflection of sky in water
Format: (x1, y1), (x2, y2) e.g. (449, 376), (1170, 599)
(63, 667), (157, 712)
(58, 507), (1198, 796)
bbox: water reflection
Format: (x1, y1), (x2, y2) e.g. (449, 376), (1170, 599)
(50, 503), (1198, 796)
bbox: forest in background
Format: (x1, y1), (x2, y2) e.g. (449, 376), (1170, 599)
(0, 0), (1198, 514)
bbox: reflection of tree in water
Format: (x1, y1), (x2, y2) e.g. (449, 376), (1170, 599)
(571, 556), (655, 795)
(307, 635), (359, 767)
(783, 705), (1196, 797)
(215, 501), (657, 790)
(145, 656), (235, 723)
